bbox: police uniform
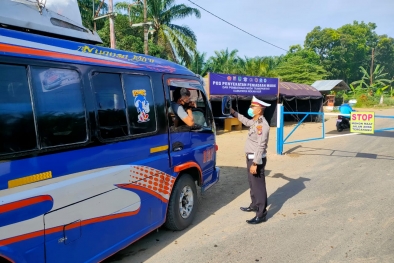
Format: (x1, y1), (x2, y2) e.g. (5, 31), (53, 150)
(233, 96), (270, 224)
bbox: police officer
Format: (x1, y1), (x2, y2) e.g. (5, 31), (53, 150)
(230, 96), (270, 224)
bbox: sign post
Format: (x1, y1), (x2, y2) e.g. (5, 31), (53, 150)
(209, 73), (278, 96)
(350, 112), (375, 134)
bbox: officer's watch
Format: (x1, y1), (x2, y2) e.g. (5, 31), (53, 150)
(252, 162), (257, 166)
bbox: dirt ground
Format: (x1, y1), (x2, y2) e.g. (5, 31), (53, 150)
(105, 107), (394, 263)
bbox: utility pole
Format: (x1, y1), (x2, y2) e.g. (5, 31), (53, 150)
(143, 0), (148, 55)
(130, 0), (154, 52)
(108, 0), (116, 49)
(370, 48), (375, 86)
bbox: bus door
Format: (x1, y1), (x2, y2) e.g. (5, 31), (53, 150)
(164, 76), (217, 190)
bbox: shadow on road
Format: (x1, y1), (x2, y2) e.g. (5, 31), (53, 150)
(325, 130), (394, 138)
(372, 131), (394, 138)
(284, 145), (394, 160)
(325, 130), (351, 135)
(103, 165), (250, 263)
(266, 173), (310, 219)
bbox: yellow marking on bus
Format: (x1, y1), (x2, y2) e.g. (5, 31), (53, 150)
(150, 145), (169, 153)
(8, 171), (52, 188)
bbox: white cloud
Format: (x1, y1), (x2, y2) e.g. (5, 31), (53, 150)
(45, 0), (82, 25)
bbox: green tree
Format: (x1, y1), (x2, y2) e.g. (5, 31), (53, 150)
(272, 45), (327, 84)
(375, 36), (394, 81)
(274, 56), (328, 85)
(303, 27), (340, 61)
(116, 0), (201, 64)
(304, 21), (379, 83)
(284, 45), (321, 64)
(77, 0), (107, 31)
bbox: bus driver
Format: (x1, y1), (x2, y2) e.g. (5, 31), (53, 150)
(170, 87), (196, 127)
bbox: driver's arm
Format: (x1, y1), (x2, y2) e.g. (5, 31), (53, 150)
(182, 108), (195, 127)
(176, 104), (195, 127)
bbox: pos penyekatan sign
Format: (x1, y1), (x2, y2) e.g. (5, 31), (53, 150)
(350, 112), (375, 134)
(209, 73), (279, 96)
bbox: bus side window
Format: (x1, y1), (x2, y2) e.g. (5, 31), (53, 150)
(181, 89), (211, 128)
(122, 74), (157, 134)
(191, 90), (211, 128)
(0, 64), (37, 155)
(168, 88), (211, 132)
(31, 67), (87, 148)
(91, 72), (129, 139)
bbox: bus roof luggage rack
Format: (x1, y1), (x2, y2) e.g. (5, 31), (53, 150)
(0, 0), (103, 44)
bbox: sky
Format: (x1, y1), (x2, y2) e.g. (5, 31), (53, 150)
(173, 0), (394, 58)
(48, 0), (394, 59)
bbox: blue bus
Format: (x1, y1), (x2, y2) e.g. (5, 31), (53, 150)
(0, 25), (220, 262)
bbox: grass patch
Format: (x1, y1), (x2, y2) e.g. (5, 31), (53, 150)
(354, 95), (394, 108)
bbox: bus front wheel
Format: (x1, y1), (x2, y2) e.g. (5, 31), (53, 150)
(164, 174), (197, 231)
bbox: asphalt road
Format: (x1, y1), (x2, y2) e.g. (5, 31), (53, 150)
(105, 109), (394, 263)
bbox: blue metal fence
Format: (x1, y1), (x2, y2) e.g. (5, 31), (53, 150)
(374, 115), (394, 132)
(276, 105), (394, 155)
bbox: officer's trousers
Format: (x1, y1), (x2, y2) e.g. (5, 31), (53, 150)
(246, 157), (268, 218)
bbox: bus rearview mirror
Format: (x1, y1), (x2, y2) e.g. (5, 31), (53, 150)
(221, 96), (232, 116)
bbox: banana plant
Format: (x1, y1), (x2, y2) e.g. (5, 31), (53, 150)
(376, 85), (389, 95)
(376, 85), (390, 104)
(352, 64), (391, 95)
(348, 82), (363, 98)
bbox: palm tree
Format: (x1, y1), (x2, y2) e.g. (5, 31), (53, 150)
(116, 0), (201, 64)
(262, 56), (283, 75)
(205, 48), (241, 74)
(238, 57), (278, 77)
(186, 51), (208, 76)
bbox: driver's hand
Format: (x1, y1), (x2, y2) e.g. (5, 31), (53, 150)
(189, 101), (197, 108)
